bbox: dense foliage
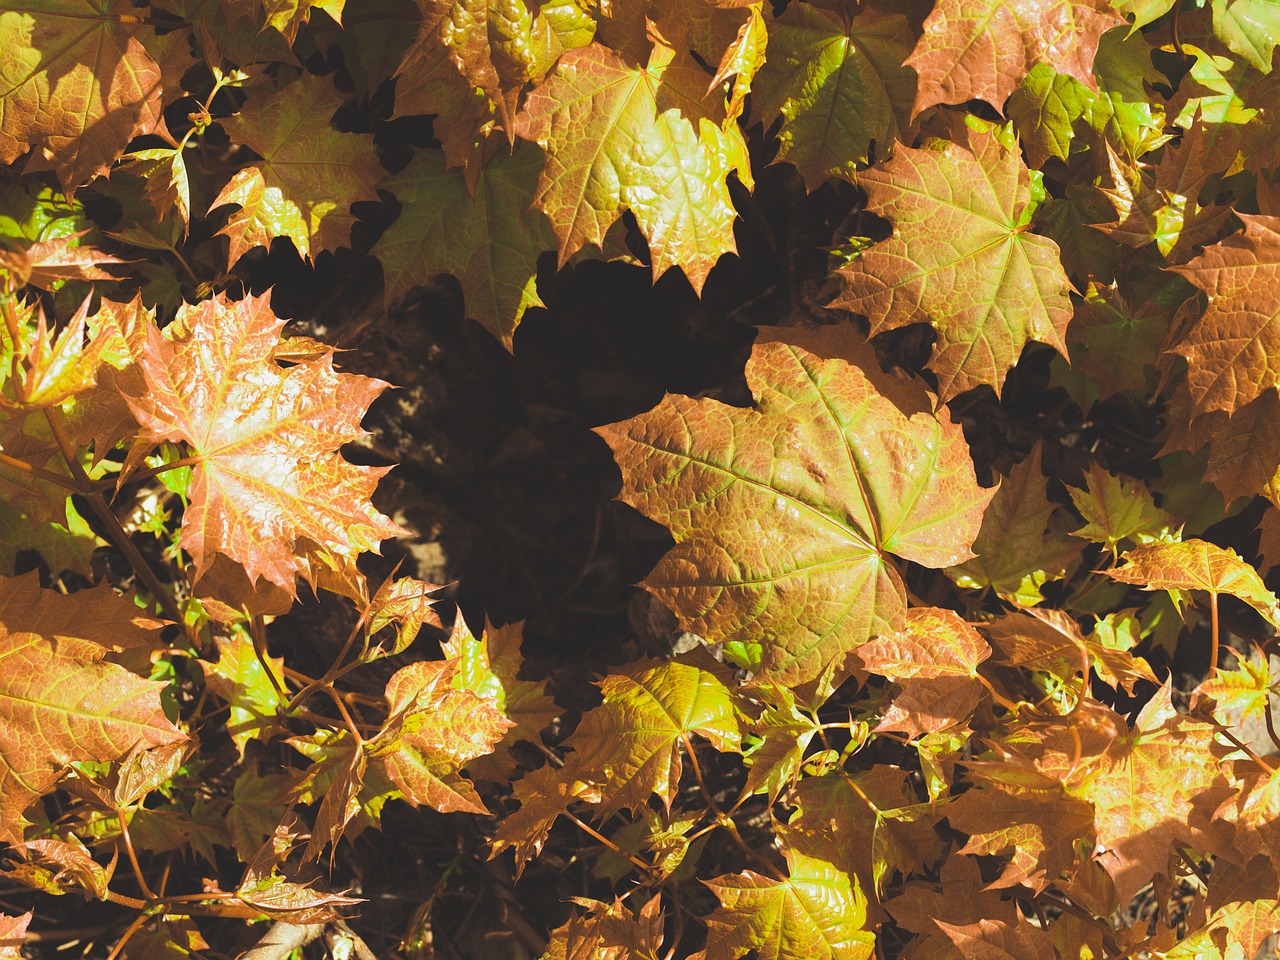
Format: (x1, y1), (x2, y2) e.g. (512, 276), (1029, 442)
(6, 0), (1280, 957)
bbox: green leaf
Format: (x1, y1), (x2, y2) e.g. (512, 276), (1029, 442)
(212, 74), (385, 261)
(1068, 463), (1173, 551)
(1212, 0), (1280, 73)
(696, 846), (876, 960)
(752, 5), (915, 188)
(563, 654), (739, 814)
(1007, 63), (1095, 168)
(514, 39), (750, 292)
(596, 327), (992, 685)
(830, 126), (1073, 399)
(199, 633), (285, 758)
(371, 144), (555, 347)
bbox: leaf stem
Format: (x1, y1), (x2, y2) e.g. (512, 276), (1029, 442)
(43, 407), (188, 632)
(0, 449), (78, 489)
(116, 807), (157, 901)
(564, 812), (653, 875)
(1209, 590), (1220, 679)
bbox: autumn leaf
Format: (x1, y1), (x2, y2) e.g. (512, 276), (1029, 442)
(1170, 215), (1280, 416)
(365, 658), (512, 814)
(543, 894), (664, 960)
(1080, 685), (1232, 906)
(0, 2), (167, 191)
(752, 5), (915, 188)
(1068, 463), (1173, 551)
(949, 445), (1081, 605)
(0, 575), (185, 843)
(0, 912), (30, 958)
(934, 917), (1055, 960)
(371, 144), (555, 347)
(597, 328), (991, 684)
(948, 762), (1094, 893)
(1107, 539), (1280, 626)
(696, 845), (876, 960)
(1068, 284), (1169, 399)
(906, 0), (1121, 116)
(123, 290), (406, 592)
(857, 607), (991, 737)
(830, 126), (1073, 399)
(212, 73), (384, 262)
(514, 38), (750, 292)
(562, 654), (739, 814)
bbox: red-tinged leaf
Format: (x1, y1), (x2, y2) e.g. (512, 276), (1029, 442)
(366, 575), (443, 656)
(1170, 215), (1280, 416)
(752, 5), (915, 188)
(949, 445), (1081, 606)
(0, 235), (123, 291)
(858, 607), (991, 737)
(0, 574), (184, 842)
(906, 0), (1122, 116)
(370, 144), (556, 347)
(948, 762), (1095, 893)
(3, 297), (106, 409)
(596, 329), (991, 685)
(442, 617), (558, 750)
(830, 127), (1073, 399)
(366, 659), (511, 814)
(1202, 390), (1280, 506)
(0, 2), (166, 191)
(695, 846), (876, 960)
(1081, 684), (1233, 905)
(563, 654), (739, 814)
(236, 870), (363, 924)
(212, 74), (385, 262)
(934, 917), (1055, 960)
(885, 857), (1018, 960)
(0, 912), (30, 958)
(514, 40), (750, 292)
(6, 834), (112, 899)
(1108, 539), (1280, 625)
(123, 290), (406, 592)
(1068, 463), (1172, 551)
(543, 894), (665, 960)
(489, 762), (594, 874)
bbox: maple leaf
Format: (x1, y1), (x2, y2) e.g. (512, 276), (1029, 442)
(1080, 684), (1233, 906)
(1200, 389), (1280, 505)
(0, 235), (123, 291)
(0, 2), (166, 191)
(514, 38), (751, 292)
(392, 0), (564, 167)
(1211, 0), (1280, 73)
(0, 575), (185, 843)
(751, 5), (915, 188)
(1068, 463), (1173, 552)
(949, 445), (1081, 605)
(212, 74), (384, 262)
(597, 328), (991, 684)
(0, 912), (30, 959)
(371, 144), (556, 347)
(123, 290), (406, 593)
(563, 654), (739, 814)
(1069, 284), (1169, 399)
(857, 607), (991, 737)
(696, 845), (876, 960)
(948, 762), (1094, 893)
(934, 917), (1055, 960)
(905, 0), (1122, 116)
(830, 126), (1073, 399)
(441, 616), (558, 782)
(788, 765), (943, 897)
(543, 894), (665, 960)
(1108, 539), (1280, 626)
(365, 658), (512, 814)
(885, 856), (1018, 960)
(489, 762), (592, 872)
(1170, 215), (1280, 416)
(200, 633), (286, 758)
(742, 684), (822, 801)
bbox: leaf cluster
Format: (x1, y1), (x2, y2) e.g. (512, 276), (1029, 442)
(6, 1), (1280, 958)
